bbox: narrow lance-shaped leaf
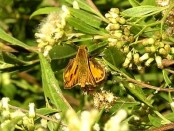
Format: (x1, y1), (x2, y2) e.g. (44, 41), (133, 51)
(0, 28), (32, 51)
(30, 7), (61, 19)
(67, 16), (106, 35)
(39, 53), (72, 112)
(122, 5), (166, 17)
(69, 8), (102, 28)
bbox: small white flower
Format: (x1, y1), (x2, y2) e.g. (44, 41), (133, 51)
(123, 58), (130, 68)
(145, 58), (154, 66)
(170, 102), (174, 108)
(62, 5), (70, 16)
(29, 103), (35, 118)
(1, 97), (10, 110)
(10, 110), (25, 118)
(139, 53), (149, 62)
(126, 52), (132, 60)
(41, 119), (47, 128)
(81, 111), (90, 131)
(106, 93), (114, 103)
(133, 115), (140, 120)
(55, 113), (61, 120)
(104, 109), (128, 131)
(93, 123), (100, 131)
(155, 56), (163, 68)
(156, 0), (169, 6)
(133, 53), (140, 64)
(73, 1), (79, 9)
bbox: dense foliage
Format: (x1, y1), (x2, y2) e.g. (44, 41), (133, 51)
(1, 0), (174, 130)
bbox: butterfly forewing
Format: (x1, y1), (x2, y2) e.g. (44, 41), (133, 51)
(63, 59), (79, 88)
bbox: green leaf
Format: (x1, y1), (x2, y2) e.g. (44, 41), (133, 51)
(69, 8), (102, 28)
(0, 63), (38, 73)
(39, 53), (72, 112)
(2, 51), (28, 65)
(125, 83), (152, 107)
(0, 28), (32, 51)
(65, 0), (100, 16)
(88, 41), (108, 55)
(67, 16), (105, 35)
(128, 0), (140, 7)
(51, 59), (69, 71)
(163, 70), (172, 86)
(164, 112), (174, 121)
(110, 98), (140, 113)
(148, 114), (161, 127)
(30, 7), (60, 19)
(122, 5), (166, 17)
(103, 46), (125, 68)
(36, 108), (59, 115)
(141, 0), (156, 6)
(49, 44), (77, 60)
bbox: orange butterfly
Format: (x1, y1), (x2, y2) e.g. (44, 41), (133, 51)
(63, 45), (105, 89)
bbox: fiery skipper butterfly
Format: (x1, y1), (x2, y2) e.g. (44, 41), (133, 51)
(63, 45), (105, 89)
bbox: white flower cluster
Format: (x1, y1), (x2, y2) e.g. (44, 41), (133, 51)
(64, 109), (129, 131)
(0, 97), (47, 131)
(105, 7), (174, 71)
(104, 109), (129, 131)
(93, 90), (117, 112)
(65, 109), (99, 131)
(105, 8), (133, 48)
(35, 6), (70, 56)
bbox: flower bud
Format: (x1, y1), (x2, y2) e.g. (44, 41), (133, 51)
(29, 103), (35, 118)
(114, 31), (122, 39)
(116, 41), (124, 48)
(147, 38), (155, 44)
(123, 58), (130, 68)
(62, 5), (70, 16)
(110, 8), (120, 14)
(145, 58), (154, 66)
(123, 46), (129, 53)
(2, 97), (10, 110)
(73, 1), (79, 9)
(164, 44), (170, 51)
(106, 23), (120, 31)
(105, 13), (112, 18)
(155, 56), (163, 68)
(166, 54), (173, 60)
(119, 17), (126, 24)
(145, 47), (151, 52)
(171, 47), (174, 54)
(159, 42), (164, 47)
(150, 46), (156, 53)
(133, 53), (140, 64)
(139, 53), (149, 62)
(159, 48), (167, 55)
(126, 52), (132, 60)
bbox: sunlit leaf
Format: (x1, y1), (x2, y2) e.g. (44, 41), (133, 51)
(30, 7), (60, 19)
(39, 53), (72, 111)
(0, 28), (32, 51)
(122, 5), (166, 17)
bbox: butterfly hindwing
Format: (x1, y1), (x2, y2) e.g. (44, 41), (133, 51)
(89, 58), (105, 83)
